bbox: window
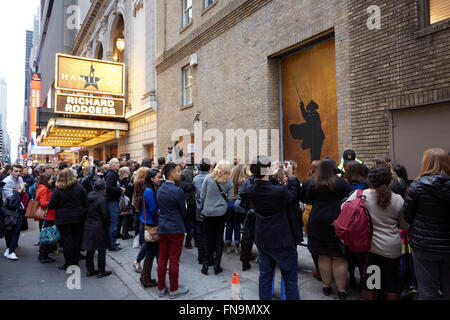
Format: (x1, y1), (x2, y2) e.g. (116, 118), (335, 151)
(430, 0), (450, 24)
(183, 66), (193, 106)
(204, 0), (216, 10)
(182, 0), (193, 27)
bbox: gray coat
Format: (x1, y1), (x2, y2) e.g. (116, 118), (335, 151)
(200, 174), (234, 217)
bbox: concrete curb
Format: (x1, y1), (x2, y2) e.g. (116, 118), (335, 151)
(106, 251), (158, 300)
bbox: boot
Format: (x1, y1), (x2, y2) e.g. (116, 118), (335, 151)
(140, 260), (157, 288)
(201, 264), (208, 275)
(39, 245), (56, 264)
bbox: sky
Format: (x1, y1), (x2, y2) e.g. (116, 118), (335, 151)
(0, 0), (40, 162)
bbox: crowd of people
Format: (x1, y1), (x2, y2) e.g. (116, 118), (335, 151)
(0, 147), (449, 300)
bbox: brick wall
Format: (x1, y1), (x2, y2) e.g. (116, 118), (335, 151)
(156, 0), (351, 162)
(348, 0), (450, 165)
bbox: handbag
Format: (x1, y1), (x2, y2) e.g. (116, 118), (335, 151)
(39, 209), (61, 246)
(143, 190), (158, 243)
(25, 199), (46, 220)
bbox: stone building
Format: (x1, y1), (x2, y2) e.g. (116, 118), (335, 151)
(70, 0), (158, 162)
(155, 0), (449, 179)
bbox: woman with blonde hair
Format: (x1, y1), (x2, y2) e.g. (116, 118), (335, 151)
(199, 160), (234, 275)
(225, 164), (244, 254)
(48, 168), (87, 270)
(117, 166), (133, 240)
(403, 148), (450, 299)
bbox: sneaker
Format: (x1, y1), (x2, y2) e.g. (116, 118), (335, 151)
(7, 252), (18, 261)
(169, 286), (189, 299)
(234, 244), (240, 255)
(39, 257), (56, 264)
(4, 248), (9, 257)
(225, 244), (232, 254)
(158, 287), (168, 298)
(109, 246), (123, 252)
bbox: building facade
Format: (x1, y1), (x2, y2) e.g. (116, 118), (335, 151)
(155, 0), (449, 179)
(0, 77), (9, 164)
(71, 0), (158, 162)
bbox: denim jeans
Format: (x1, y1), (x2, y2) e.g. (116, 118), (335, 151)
(5, 211), (24, 254)
(108, 201), (120, 249)
(257, 246), (300, 300)
(225, 204), (240, 244)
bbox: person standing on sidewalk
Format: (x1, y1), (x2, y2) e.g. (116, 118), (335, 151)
(193, 159), (212, 266)
(180, 162), (196, 249)
(105, 158), (125, 252)
(225, 164), (244, 255)
(48, 169), (87, 270)
(82, 179), (112, 278)
(403, 148), (450, 300)
(242, 156), (300, 300)
(36, 173), (56, 264)
(156, 163), (189, 299)
(139, 169), (162, 288)
(2, 165), (25, 261)
(199, 160), (234, 275)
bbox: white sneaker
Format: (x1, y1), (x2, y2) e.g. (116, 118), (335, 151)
(7, 252), (18, 261)
(4, 248), (9, 257)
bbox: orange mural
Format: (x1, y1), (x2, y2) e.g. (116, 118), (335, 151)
(282, 39), (339, 181)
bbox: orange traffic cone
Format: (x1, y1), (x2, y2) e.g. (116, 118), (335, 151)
(230, 272), (244, 300)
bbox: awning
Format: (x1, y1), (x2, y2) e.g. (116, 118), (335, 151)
(37, 118), (128, 148)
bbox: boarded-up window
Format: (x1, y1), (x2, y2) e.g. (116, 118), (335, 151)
(430, 0), (450, 24)
(391, 103), (450, 179)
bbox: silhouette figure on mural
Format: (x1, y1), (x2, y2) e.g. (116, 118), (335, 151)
(289, 99), (325, 162)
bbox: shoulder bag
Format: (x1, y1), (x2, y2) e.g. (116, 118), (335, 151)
(39, 209), (61, 246)
(143, 189), (158, 243)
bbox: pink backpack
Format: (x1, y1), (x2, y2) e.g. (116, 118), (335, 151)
(334, 189), (373, 252)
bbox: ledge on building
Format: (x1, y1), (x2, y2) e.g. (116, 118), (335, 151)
(201, 1), (219, 16)
(415, 18), (450, 38)
(180, 103), (194, 110)
(180, 21), (193, 34)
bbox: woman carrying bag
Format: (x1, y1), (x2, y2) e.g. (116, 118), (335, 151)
(139, 169), (162, 288)
(199, 160), (234, 275)
(36, 173), (56, 264)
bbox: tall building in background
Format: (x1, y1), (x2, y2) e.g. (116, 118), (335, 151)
(0, 77), (7, 130)
(0, 77), (9, 164)
(23, 30), (33, 141)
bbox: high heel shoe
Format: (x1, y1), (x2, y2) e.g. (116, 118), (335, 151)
(201, 264), (208, 275)
(338, 291), (348, 300)
(322, 287), (332, 296)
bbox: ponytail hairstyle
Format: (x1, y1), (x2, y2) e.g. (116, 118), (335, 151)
(369, 164), (392, 210)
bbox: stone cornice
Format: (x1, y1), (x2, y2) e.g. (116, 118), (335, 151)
(71, 0), (109, 55)
(155, 0), (273, 74)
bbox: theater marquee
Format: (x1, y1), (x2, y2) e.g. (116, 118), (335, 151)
(55, 93), (125, 118)
(55, 53), (125, 96)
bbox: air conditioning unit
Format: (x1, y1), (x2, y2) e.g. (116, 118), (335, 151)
(190, 53), (198, 66)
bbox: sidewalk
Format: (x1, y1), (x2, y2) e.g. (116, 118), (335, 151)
(106, 236), (363, 300)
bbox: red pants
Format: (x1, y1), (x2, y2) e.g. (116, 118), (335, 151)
(157, 234), (184, 291)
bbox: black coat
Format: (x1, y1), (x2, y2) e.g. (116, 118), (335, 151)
(243, 178), (297, 249)
(105, 169), (122, 202)
(82, 191), (110, 251)
(300, 177), (353, 242)
(403, 175), (450, 253)
(48, 183), (87, 225)
(79, 166), (98, 194)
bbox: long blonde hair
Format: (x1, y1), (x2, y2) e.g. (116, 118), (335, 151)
(238, 165), (252, 185)
(56, 168), (77, 190)
(210, 160), (231, 184)
(231, 164), (245, 197)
